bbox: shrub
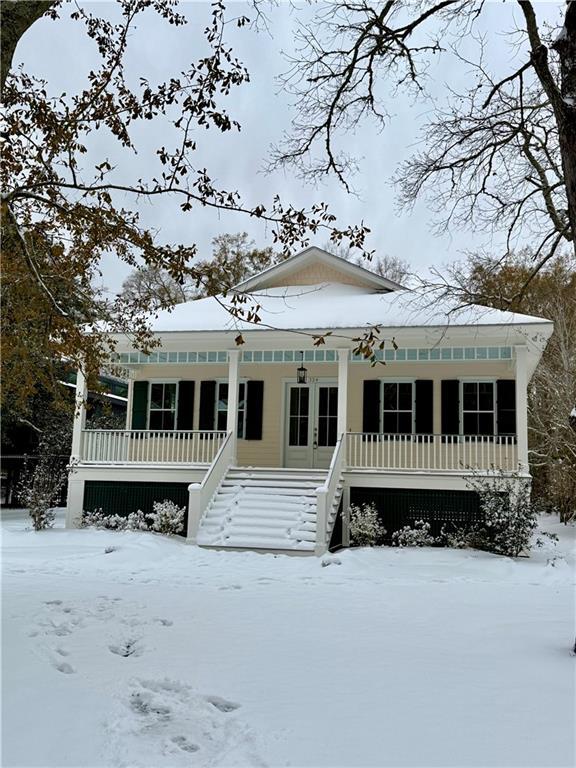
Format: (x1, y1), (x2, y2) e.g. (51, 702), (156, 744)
(391, 520), (435, 547)
(147, 500), (185, 535)
(348, 502), (385, 546)
(82, 499), (185, 536)
(468, 472), (539, 558)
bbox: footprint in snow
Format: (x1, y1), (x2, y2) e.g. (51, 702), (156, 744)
(206, 695), (241, 713)
(55, 646), (69, 657)
(109, 639), (144, 658)
(45, 600), (63, 606)
(154, 618), (173, 626)
(218, 585), (242, 591)
(171, 735), (199, 753)
(53, 661), (75, 674)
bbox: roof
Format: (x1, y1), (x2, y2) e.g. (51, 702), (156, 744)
(150, 282), (552, 334)
(234, 246), (404, 293)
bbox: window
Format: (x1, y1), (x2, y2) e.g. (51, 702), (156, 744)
(288, 386), (309, 446)
(382, 382), (414, 434)
(149, 382), (177, 430)
(216, 382), (247, 437)
(462, 382), (495, 435)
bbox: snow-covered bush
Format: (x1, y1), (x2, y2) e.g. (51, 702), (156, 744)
(19, 455), (68, 530)
(147, 500), (185, 535)
(348, 502), (385, 546)
(82, 509), (128, 530)
(82, 499), (185, 535)
(17, 415), (72, 530)
(391, 519), (436, 547)
(438, 524), (471, 549)
(468, 472), (539, 558)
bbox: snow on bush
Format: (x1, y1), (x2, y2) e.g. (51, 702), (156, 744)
(391, 520), (435, 547)
(82, 500), (185, 536)
(348, 502), (385, 546)
(146, 500), (185, 535)
(19, 457), (68, 531)
(468, 472), (540, 558)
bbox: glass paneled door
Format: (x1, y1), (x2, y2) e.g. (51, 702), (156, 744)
(284, 382), (338, 468)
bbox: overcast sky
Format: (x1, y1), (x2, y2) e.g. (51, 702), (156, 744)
(14, 0), (565, 293)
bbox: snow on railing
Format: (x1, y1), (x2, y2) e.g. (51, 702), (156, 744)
(187, 430), (235, 541)
(80, 430), (227, 465)
(315, 434), (346, 555)
(346, 433), (518, 472)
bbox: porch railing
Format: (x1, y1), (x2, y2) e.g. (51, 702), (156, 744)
(316, 433), (346, 554)
(347, 433), (518, 472)
(80, 430), (227, 465)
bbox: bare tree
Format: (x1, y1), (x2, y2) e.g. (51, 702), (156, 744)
(450, 250), (576, 521)
(273, 1), (576, 279)
(322, 240), (411, 284)
(121, 266), (191, 311)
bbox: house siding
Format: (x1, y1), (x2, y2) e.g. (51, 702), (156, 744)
(130, 359), (515, 467)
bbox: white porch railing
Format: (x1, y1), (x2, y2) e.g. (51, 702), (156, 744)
(80, 430), (227, 465)
(347, 433), (518, 472)
(187, 430), (236, 541)
(315, 433), (346, 555)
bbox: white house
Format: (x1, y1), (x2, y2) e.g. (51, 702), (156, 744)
(66, 247), (553, 554)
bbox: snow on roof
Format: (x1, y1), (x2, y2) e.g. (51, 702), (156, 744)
(151, 283), (552, 334)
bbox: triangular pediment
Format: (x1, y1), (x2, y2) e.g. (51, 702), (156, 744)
(234, 246), (403, 293)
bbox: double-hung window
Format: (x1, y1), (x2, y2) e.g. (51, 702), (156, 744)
(216, 382), (247, 437)
(149, 382), (177, 430)
(462, 381), (495, 436)
(382, 381), (414, 434)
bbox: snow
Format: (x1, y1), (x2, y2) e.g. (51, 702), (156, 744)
(3, 507), (575, 768)
(150, 283), (553, 333)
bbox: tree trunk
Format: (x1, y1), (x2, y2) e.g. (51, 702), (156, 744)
(552, 0), (576, 256)
(0, 0), (54, 96)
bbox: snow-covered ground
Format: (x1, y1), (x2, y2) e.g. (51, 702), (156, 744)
(2, 508), (575, 768)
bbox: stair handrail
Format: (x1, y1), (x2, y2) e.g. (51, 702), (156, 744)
(315, 433), (346, 555)
(187, 430), (235, 542)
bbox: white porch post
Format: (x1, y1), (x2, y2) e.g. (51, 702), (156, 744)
(70, 367), (88, 460)
(66, 366), (88, 529)
(337, 349), (349, 462)
(125, 377), (134, 429)
(227, 349), (240, 462)
(515, 345), (529, 473)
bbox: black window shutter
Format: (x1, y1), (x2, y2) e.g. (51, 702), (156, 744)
(363, 380), (381, 433)
(496, 380), (516, 435)
(415, 380), (434, 435)
(199, 380), (216, 430)
(441, 380), (460, 436)
(176, 381), (195, 430)
(245, 381), (264, 440)
(131, 381), (149, 429)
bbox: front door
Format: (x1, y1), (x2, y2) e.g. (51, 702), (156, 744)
(284, 382), (338, 468)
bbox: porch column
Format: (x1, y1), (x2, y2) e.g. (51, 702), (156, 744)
(70, 366), (88, 460)
(67, 366), (88, 529)
(125, 377), (134, 429)
(227, 349), (240, 461)
(337, 349), (349, 453)
(515, 345), (529, 473)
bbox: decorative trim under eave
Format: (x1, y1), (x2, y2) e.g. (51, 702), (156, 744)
(114, 346), (514, 366)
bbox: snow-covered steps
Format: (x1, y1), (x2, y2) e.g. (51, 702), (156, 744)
(196, 467), (342, 553)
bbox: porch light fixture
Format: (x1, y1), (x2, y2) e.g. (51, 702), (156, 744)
(296, 352), (308, 384)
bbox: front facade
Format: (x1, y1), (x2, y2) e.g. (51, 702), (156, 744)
(66, 248), (553, 554)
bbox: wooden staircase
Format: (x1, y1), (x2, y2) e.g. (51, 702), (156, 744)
(196, 467), (342, 553)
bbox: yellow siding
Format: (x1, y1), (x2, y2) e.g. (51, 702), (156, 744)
(263, 262), (373, 289)
(132, 359), (515, 468)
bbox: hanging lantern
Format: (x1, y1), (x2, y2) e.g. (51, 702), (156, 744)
(296, 351), (308, 384)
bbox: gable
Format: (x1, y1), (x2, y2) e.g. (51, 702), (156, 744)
(234, 246), (403, 293)
(262, 260), (373, 289)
